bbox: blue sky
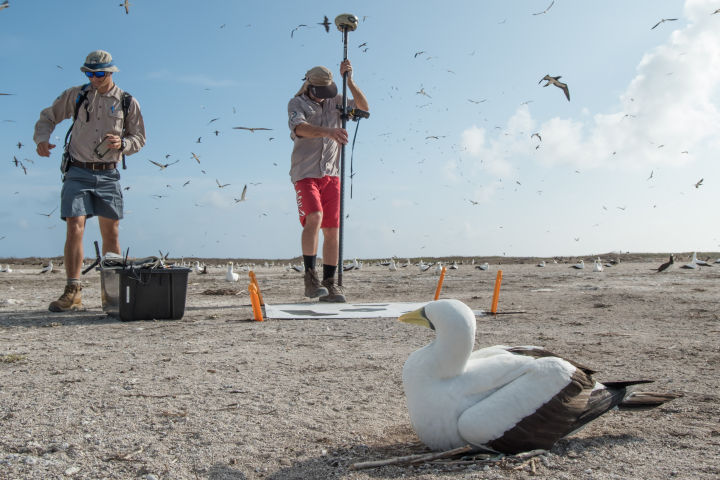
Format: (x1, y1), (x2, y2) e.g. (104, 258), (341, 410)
(1, 0), (719, 260)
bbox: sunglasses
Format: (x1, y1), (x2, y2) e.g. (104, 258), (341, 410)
(85, 71), (108, 78)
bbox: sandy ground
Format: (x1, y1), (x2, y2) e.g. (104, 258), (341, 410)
(1, 254), (719, 480)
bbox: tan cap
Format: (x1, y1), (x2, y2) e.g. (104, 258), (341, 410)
(80, 50), (119, 73)
(295, 65), (338, 98)
(305, 66), (333, 86)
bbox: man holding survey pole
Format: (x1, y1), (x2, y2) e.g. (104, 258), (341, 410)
(34, 50), (145, 312)
(288, 60), (369, 303)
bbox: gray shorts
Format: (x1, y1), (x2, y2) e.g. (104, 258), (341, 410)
(60, 166), (124, 220)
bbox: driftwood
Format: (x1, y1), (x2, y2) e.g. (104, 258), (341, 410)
(350, 445), (475, 470)
(350, 445), (547, 471)
(103, 446), (144, 462)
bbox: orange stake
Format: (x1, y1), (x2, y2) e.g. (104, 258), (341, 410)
(248, 270), (264, 305)
(249, 283), (264, 322)
(491, 270), (503, 314)
(434, 266), (447, 300)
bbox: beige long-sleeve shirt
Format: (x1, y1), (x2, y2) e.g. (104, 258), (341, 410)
(34, 83), (145, 164)
(287, 93), (355, 184)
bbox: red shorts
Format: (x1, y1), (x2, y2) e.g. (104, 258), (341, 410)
(294, 176), (340, 228)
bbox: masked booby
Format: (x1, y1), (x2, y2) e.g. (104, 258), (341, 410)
(681, 253), (698, 269)
(693, 253), (713, 267)
(571, 259), (584, 269)
(399, 299), (679, 454)
(225, 262), (240, 282)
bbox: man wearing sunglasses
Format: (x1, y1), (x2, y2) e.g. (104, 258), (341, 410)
(33, 50), (146, 312)
(288, 60), (369, 303)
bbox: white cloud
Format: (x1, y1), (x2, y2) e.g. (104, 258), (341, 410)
(462, 125), (486, 156)
(462, 0), (720, 175)
(200, 190), (234, 209)
(459, 111), (536, 179)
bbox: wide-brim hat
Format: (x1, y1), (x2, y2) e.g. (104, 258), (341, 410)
(80, 50), (119, 73)
(295, 65), (337, 98)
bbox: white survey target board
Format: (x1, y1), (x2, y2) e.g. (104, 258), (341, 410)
(264, 302), (484, 320)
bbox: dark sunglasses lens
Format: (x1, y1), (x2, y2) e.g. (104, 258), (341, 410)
(85, 71), (107, 78)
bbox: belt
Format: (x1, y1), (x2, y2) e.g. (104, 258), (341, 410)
(70, 160), (117, 171)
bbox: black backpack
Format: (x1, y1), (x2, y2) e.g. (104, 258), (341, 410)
(62, 83), (132, 171)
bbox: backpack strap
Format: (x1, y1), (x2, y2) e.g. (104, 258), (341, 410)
(120, 92), (132, 170)
(63, 83), (91, 148)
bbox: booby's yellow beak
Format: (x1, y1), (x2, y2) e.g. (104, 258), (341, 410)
(399, 306), (433, 329)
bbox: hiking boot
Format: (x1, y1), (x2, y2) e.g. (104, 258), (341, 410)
(304, 269), (328, 298)
(319, 278), (346, 303)
(48, 284), (83, 312)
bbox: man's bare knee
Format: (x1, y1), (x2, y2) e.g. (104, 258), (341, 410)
(66, 217), (86, 238)
(304, 212), (323, 229)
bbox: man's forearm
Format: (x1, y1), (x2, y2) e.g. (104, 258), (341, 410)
(294, 123), (331, 138)
(348, 79), (369, 112)
(294, 122), (348, 145)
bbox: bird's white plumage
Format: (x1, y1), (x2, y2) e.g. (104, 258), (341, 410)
(693, 253), (713, 267)
(225, 262), (239, 282)
(400, 300), (576, 451)
(682, 253), (698, 269)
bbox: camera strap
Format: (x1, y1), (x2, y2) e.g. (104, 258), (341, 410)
(120, 92), (131, 170)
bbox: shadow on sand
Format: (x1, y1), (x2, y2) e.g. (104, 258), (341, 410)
(257, 433), (646, 479)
